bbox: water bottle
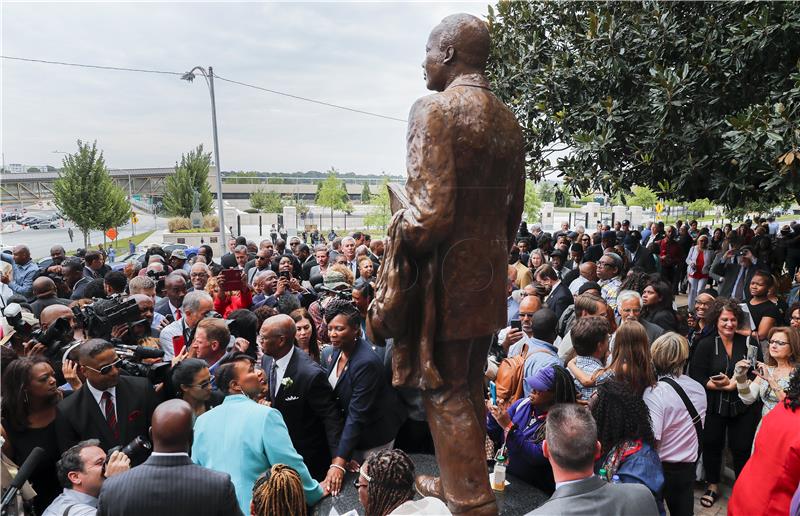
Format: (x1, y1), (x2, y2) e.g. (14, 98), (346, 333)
(611, 474), (621, 484)
(492, 455), (507, 492)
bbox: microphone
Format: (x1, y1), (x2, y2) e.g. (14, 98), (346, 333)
(1, 447), (45, 510)
(132, 346), (165, 360)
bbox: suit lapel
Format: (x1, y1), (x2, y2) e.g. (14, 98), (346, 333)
(115, 379), (131, 444)
(274, 349), (299, 404)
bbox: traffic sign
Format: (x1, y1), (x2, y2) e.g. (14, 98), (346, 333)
(131, 212), (139, 224)
(105, 228), (118, 240)
(655, 202), (664, 214)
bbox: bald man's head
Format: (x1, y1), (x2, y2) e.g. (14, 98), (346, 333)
(579, 261), (598, 281)
(39, 304), (75, 338)
(259, 314), (296, 358)
(150, 399), (194, 453)
(33, 276), (57, 298)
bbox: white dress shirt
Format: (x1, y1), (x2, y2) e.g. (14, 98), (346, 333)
(273, 346), (294, 391)
(86, 382), (117, 420)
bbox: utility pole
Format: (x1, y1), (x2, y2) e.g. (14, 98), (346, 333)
(182, 65), (226, 256)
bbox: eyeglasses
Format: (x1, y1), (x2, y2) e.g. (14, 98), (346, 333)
(597, 262), (613, 268)
(191, 375), (215, 389)
(256, 255), (269, 260)
(769, 339), (789, 347)
(83, 358), (122, 375)
(190, 272), (208, 278)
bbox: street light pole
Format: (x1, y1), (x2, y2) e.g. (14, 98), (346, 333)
(182, 66), (226, 257)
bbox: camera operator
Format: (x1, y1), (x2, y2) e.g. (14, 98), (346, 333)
(107, 295), (160, 345)
(55, 338), (157, 455)
(30, 277), (71, 318)
(42, 439), (130, 516)
(711, 245), (769, 301)
(37, 304), (85, 389)
(143, 262), (168, 299)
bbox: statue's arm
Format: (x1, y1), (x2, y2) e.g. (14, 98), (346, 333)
(399, 97), (456, 254)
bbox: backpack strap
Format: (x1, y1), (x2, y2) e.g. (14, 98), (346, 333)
(659, 377), (703, 458)
(63, 505), (77, 516)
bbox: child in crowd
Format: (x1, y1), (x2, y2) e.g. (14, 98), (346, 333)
(568, 316), (612, 401)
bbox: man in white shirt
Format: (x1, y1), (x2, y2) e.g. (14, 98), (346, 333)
(643, 333), (707, 516)
(43, 440), (130, 516)
(159, 290), (214, 360)
(340, 237), (358, 277)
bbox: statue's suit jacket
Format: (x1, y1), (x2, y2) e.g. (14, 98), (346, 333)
(397, 72), (525, 343)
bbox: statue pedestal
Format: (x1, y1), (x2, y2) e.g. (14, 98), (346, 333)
(312, 453), (548, 515)
(190, 211), (203, 229)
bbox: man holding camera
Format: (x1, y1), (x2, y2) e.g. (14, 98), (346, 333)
(158, 290), (214, 360)
(42, 440), (130, 516)
(712, 245), (769, 301)
(55, 339), (157, 455)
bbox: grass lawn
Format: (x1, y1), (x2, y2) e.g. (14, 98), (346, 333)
(64, 230), (154, 257)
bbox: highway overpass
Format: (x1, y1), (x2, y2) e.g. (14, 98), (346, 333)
(1, 167), (382, 206)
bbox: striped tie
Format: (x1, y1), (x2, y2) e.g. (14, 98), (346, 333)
(102, 391), (119, 440)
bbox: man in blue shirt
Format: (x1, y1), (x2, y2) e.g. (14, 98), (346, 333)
(519, 309), (563, 397)
(1, 245), (38, 300)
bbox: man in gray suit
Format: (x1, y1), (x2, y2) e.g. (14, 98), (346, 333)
(526, 404), (658, 516)
(617, 290), (665, 344)
(97, 400), (242, 516)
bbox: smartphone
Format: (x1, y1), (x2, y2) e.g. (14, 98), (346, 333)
(747, 345), (758, 370)
(489, 381), (497, 405)
(711, 373), (726, 382)
(221, 269), (243, 291)
(510, 319), (521, 331)
(172, 335), (186, 356)
(279, 270), (291, 281)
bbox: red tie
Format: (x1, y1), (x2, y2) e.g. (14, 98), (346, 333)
(175, 309), (182, 320)
(101, 391), (119, 440)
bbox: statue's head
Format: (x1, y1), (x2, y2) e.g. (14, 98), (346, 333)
(423, 13), (490, 92)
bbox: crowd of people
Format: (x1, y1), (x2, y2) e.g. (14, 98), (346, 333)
(1, 215), (799, 515)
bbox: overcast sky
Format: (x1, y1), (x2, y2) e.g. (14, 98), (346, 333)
(2, 1), (493, 175)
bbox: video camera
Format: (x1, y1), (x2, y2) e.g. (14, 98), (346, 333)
(72, 296), (141, 339)
(110, 342), (171, 385)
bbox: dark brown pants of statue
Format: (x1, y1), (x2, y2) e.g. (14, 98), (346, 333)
(422, 336), (495, 514)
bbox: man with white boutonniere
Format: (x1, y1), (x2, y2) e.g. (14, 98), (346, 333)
(258, 314), (347, 493)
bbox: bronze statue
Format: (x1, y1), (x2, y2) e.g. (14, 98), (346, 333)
(368, 13), (525, 515)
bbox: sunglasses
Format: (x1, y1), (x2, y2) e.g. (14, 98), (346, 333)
(83, 358), (122, 375)
(191, 375), (215, 389)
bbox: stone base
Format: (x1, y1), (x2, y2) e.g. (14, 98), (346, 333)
(312, 453), (548, 515)
(162, 232), (223, 247)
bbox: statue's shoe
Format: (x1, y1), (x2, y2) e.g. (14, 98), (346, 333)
(414, 474), (443, 499)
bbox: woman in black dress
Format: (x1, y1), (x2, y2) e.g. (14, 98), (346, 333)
(641, 279), (679, 332)
(688, 298), (762, 508)
(1, 356), (63, 514)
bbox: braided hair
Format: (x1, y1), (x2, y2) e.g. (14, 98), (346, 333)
(531, 365), (578, 444)
(591, 380), (655, 455)
(251, 464), (307, 516)
(322, 297), (361, 328)
(364, 449), (415, 516)
(785, 365), (800, 412)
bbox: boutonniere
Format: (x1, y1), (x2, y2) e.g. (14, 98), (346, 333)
(281, 377), (293, 389)
(128, 410), (142, 423)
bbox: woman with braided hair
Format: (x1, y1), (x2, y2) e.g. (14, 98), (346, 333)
(591, 380), (665, 515)
(323, 298), (406, 465)
(250, 464), (307, 516)
(486, 364), (578, 494)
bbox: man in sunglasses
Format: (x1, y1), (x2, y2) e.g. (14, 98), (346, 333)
(55, 339), (157, 457)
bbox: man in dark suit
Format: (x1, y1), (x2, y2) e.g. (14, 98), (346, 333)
(259, 315), (344, 487)
(711, 245), (768, 301)
(625, 230), (657, 273)
(154, 273), (186, 321)
(56, 339), (157, 456)
(582, 230), (616, 263)
(97, 399), (241, 516)
(528, 404), (658, 515)
(537, 264), (572, 319)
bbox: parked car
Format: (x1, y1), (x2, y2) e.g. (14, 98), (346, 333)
(31, 221), (59, 230)
(19, 217), (44, 226)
